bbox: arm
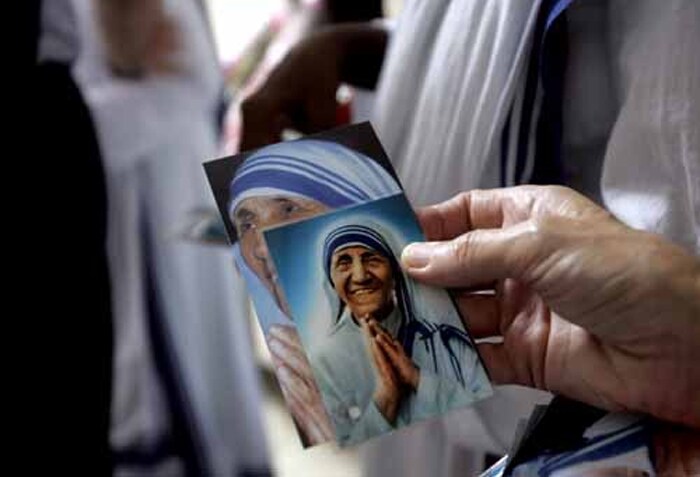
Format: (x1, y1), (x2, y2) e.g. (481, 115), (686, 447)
(403, 185), (700, 428)
(240, 23), (388, 150)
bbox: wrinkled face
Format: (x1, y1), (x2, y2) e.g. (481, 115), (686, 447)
(232, 196), (328, 309)
(330, 246), (395, 321)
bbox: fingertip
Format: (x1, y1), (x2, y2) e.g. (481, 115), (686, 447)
(401, 242), (431, 271)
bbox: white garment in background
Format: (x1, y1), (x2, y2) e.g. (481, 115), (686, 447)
(373, 0), (542, 206)
(367, 2), (549, 475)
(73, 0), (271, 475)
(599, 0), (700, 254)
(367, 0), (699, 475)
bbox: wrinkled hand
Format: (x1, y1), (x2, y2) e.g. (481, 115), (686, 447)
(652, 423), (700, 475)
(360, 317), (403, 424)
(268, 325), (334, 444)
(401, 186), (700, 428)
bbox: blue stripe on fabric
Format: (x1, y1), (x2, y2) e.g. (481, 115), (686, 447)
(511, 0), (578, 185)
(237, 159), (368, 202)
(241, 150), (387, 199)
(231, 170), (355, 209)
(514, 45), (541, 184)
(323, 226), (394, 279)
(543, 426), (649, 474)
(546, 0), (576, 30)
(500, 108), (513, 186)
(542, 420), (642, 469)
(235, 154), (370, 202)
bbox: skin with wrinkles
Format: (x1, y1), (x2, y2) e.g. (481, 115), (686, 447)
(402, 186), (700, 429)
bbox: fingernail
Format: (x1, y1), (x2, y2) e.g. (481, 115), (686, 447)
(401, 243), (431, 269)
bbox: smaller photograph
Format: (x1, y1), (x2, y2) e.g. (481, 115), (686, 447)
(264, 193), (493, 446)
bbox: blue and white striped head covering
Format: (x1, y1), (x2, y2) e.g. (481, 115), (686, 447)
(321, 221), (476, 370)
(228, 139), (401, 220)
(511, 413), (655, 476)
(322, 223), (415, 333)
(229, 139), (401, 334)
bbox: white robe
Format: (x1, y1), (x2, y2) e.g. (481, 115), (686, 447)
(311, 307), (490, 446)
(72, 0), (270, 474)
(367, 0), (699, 473)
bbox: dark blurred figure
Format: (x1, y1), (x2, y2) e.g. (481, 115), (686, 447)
(27, 0), (112, 474)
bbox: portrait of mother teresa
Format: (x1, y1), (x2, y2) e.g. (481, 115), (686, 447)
(314, 222), (490, 445)
(227, 138), (402, 445)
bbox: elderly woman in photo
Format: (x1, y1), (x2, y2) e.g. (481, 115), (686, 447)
(313, 222), (491, 445)
(227, 138), (401, 444)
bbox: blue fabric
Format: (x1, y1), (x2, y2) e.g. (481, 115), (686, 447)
(228, 140), (402, 217)
(542, 423), (650, 474)
(510, 420), (654, 476)
(322, 224), (396, 282)
(502, 0), (577, 186)
(228, 139), (402, 335)
(322, 224), (411, 334)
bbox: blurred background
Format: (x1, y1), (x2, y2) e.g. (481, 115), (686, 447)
(63, 0), (408, 475)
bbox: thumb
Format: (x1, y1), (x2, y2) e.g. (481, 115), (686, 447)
(401, 222), (539, 288)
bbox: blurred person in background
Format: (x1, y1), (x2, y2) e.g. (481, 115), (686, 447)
(73, 0), (271, 474)
(240, 0), (699, 474)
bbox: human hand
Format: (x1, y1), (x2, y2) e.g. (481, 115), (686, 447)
(268, 325), (334, 444)
(240, 29), (342, 151)
(366, 318), (420, 390)
(240, 24), (387, 151)
(401, 186), (700, 427)
(360, 317), (403, 424)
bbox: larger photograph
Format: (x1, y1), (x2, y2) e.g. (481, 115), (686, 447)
(204, 122), (492, 447)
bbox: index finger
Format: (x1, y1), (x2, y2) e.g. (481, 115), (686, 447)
(368, 320), (398, 347)
(360, 318), (375, 345)
(416, 186), (540, 241)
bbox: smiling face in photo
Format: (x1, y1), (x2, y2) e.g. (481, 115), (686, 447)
(330, 245), (395, 321)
